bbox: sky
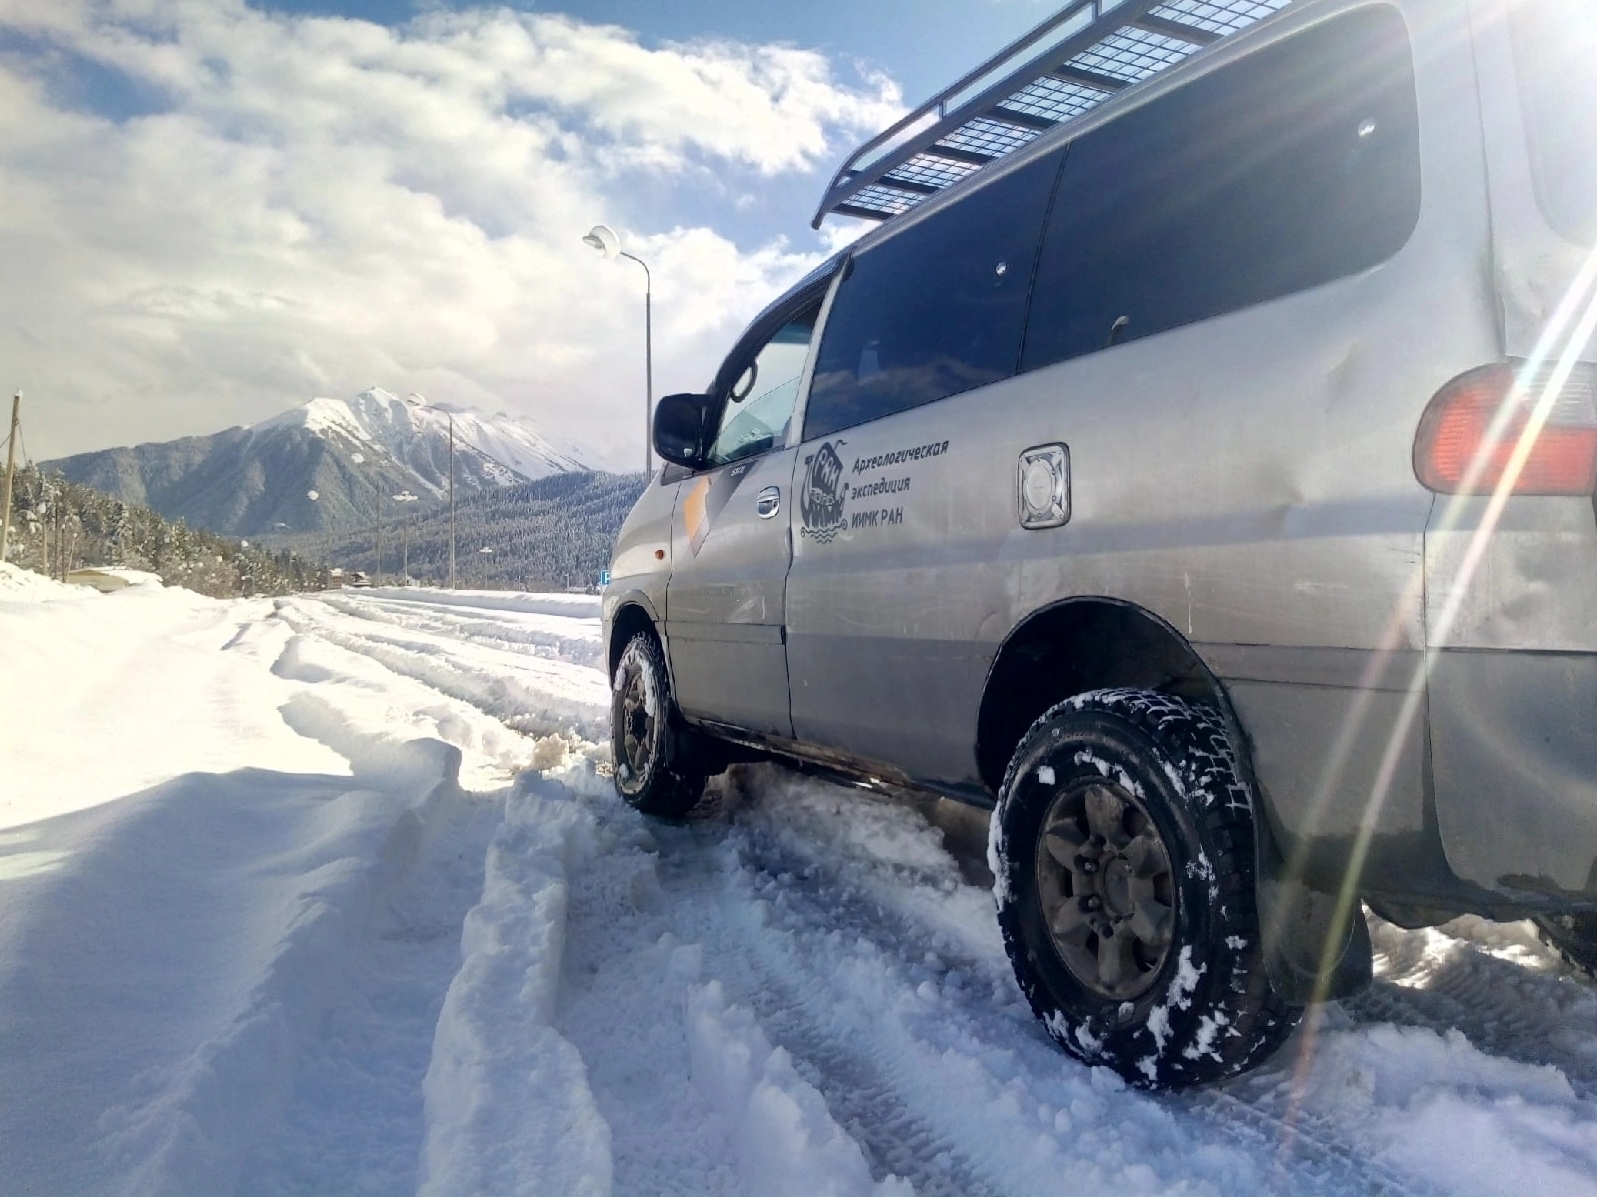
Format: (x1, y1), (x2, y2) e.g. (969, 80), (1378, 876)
(0, 0), (1051, 469)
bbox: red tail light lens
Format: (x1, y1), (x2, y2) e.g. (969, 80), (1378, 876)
(1415, 361), (1597, 495)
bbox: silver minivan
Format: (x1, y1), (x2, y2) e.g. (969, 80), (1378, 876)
(602, 0), (1597, 1088)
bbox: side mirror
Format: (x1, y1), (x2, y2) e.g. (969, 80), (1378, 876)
(653, 392), (714, 470)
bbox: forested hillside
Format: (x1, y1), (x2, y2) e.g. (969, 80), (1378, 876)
(2, 463), (322, 596)
(266, 470), (647, 590)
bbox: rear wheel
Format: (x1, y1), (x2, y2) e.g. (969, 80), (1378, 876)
(1533, 912), (1597, 977)
(611, 632), (708, 818)
(990, 688), (1299, 1089)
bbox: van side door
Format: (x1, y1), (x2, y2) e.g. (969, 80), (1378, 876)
(786, 149), (1065, 786)
(663, 285), (830, 737)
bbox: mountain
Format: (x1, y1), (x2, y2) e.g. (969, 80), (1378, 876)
(265, 470), (649, 591)
(43, 389), (600, 537)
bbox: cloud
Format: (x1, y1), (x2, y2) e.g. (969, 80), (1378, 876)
(0, 0), (901, 467)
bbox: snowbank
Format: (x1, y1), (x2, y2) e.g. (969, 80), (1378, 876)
(418, 774), (612, 1197)
(0, 560), (96, 602)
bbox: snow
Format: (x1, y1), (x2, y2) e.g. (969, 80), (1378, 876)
(0, 560), (95, 602)
(251, 388), (598, 492)
(5, 583), (1597, 1195)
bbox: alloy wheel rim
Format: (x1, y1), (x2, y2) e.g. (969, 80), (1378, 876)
(1034, 777), (1176, 1002)
(616, 660), (656, 793)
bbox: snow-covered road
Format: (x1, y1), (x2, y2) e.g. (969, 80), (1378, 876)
(4, 568), (1597, 1196)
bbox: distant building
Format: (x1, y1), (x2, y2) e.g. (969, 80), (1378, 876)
(65, 567), (162, 593)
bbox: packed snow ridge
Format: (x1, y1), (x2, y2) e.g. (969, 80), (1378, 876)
(3, 576), (1597, 1196)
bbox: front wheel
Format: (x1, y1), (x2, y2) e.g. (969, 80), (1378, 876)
(990, 689), (1299, 1089)
(611, 632), (708, 818)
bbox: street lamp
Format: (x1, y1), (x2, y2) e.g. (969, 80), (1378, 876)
(392, 490), (418, 583)
(582, 223), (653, 477)
(350, 452), (381, 586)
(478, 545), (493, 588)
(403, 393), (454, 590)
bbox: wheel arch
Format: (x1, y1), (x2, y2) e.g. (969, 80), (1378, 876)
(606, 593), (664, 680)
(975, 597), (1241, 795)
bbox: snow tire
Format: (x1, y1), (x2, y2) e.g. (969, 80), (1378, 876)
(611, 631), (709, 819)
(1533, 912), (1597, 979)
(990, 688), (1300, 1089)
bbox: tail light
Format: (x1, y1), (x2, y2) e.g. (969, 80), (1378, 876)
(1415, 361), (1597, 495)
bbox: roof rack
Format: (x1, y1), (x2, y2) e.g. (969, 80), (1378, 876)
(812, 0), (1295, 228)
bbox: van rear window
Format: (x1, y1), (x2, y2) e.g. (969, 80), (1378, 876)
(1022, 4), (1421, 371)
(1510, 0), (1597, 245)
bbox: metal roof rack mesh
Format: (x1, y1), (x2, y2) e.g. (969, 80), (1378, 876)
(812, 0), (1294, 228)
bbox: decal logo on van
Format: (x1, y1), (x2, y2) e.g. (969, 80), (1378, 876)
(683, 477), (712, 555)
(800, 437), (950, 543)
(682, 459), (756, 556)
(799, 440), (847, 542)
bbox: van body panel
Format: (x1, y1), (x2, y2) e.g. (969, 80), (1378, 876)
(1431, 650), (1597, 900)
(603, 477), (677, 668)
(1425, 497), (1597, 652)
(1468, 0), (1597, 364)
(665, 449), (799, 736)
(786, 389), (1017, 785)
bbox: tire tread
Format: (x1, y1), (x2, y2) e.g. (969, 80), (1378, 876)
(995, 688), (1300, 1088)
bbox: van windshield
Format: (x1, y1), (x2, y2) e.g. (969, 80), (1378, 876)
(1511, 0), (1597, 244)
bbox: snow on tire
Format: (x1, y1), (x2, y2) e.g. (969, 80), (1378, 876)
(989, 688), (1299, 1089)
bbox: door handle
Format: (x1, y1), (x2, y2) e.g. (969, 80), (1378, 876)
(756, 486), (781, 519)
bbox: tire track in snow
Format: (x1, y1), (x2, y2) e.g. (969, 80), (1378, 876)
(1345, 917), (1597, 1099)
(661, 826), (1003, 1197)
(275, 597), (609, 742)
(236, 790), (503, 1197)
(316, 594), (603, 669)
(704, 798), (1441, 1197)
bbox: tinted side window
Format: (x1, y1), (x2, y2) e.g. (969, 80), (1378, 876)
(804, 149), (1065, 441)
(1022, 5), (1421, 372)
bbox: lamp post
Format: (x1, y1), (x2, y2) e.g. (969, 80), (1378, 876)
(349, 452), (381, 586)
(392, 491), (418, 582)
(403, 393), (454, 589)
(582, 224), (653, 477)
(478, 545), (493, 588)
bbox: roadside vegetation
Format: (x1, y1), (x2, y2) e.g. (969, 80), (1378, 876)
(2, 463), (323, 597)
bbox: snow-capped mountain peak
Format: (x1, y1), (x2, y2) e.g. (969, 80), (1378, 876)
(251, 389), (595, 498)
(45, 389), (612, 539)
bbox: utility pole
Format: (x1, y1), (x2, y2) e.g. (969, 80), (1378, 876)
(399, 394), (456, 589)
(448, 416), (456, 590)
(392, 491), (418, 583)
(375, 487), (383, 588)
(0, 393), (19, 568)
